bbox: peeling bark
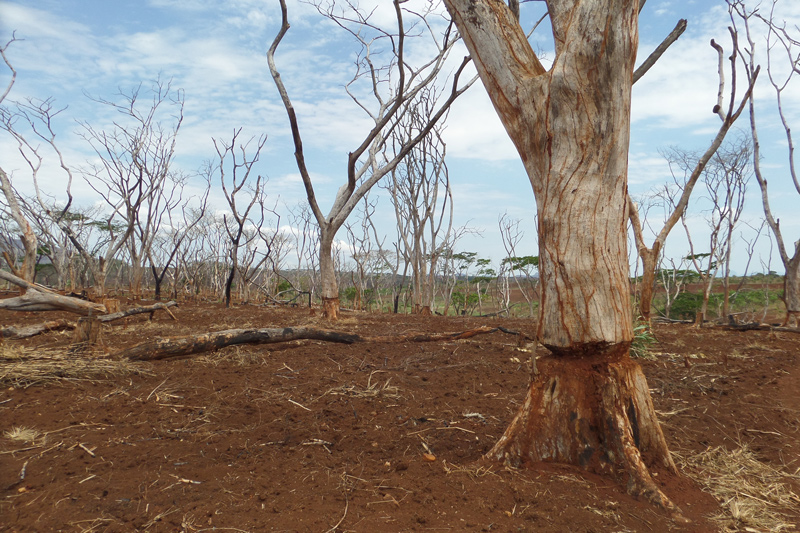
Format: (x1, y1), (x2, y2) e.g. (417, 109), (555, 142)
(489, 351), (681, 515)
(444, 0), (684, 516)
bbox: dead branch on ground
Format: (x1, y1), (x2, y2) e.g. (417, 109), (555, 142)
(0, 270), (107, 315)
(117, 325), (530, 361)
(1, 319), (73, 340)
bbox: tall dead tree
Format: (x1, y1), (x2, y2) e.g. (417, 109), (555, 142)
(213, 129), (268, 308)
(79, 80), (184, 299)
(386, 88), (454, 316)
(1, 36), (39, 283)
(629, 26), (757, 326)
(268, 0), (474, 319)
(444, 0), (698, 516)
(732, 0), (800, 326)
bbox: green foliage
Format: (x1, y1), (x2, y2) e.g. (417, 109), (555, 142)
(450, 290), (480, 315)
(502, 255), (539, 271)
(630, 323), (656, 359)
(668, 291), (713, 320)
(276, 280), (292, 293)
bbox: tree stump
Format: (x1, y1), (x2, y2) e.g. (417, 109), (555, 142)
(488, 349), (683, 517)
(71, 316), (103, 352)
(103, 298), (121, 314)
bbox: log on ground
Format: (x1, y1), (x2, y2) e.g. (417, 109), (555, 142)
(118, 327), (362, 361)
(0, 319), (75, 340)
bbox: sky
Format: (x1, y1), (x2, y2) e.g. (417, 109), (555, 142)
(1, 0), (799, 278)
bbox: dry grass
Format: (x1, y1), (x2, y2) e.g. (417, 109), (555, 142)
(0, 344), (152, 388)
(320, 370), (401, 400)
(677, 444), (800, 532)
(4, 426), (42, 444)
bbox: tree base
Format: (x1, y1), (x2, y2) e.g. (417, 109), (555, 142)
(488, 349), (686, 520)
(322, 297), (340, 320)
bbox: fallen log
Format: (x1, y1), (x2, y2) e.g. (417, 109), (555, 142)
(0, 319), (74, 340)
(99, 301), (178, 323)
(0, 302), (181, 341)
(116, 325), (528, 361)
(0, 270), (107, 315)
(119, 327), (362, 361)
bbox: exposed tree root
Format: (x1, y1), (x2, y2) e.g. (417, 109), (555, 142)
(488, 351), (687, 521)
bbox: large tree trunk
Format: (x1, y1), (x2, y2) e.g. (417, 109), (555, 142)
(445, 0), (683, 517)
(319, 230), (340, 320)
(783, 252), (800, 327)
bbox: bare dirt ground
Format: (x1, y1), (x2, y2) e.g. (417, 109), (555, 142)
(1, 302), (799, 532)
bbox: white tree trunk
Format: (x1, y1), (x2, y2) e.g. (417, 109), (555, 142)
(319, 229), (340, 319)
(445, 0), (683, 517)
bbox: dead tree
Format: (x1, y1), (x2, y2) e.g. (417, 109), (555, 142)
(268, 0), (474, 319)
(385, 90), (454, 316)
(443, 0), (704, 516)
(628, 24), (757, 327)
(0, 270), (107, 315)
(213, 129), (268, 308)
(78, 79), (185, 298)
(731, 0), (800, 326)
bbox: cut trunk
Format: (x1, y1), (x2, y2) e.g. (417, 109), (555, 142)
(319, 231), (340, 320)
(444, 0), (683, 516)
(490, 349), (679, 511)
(783, 255), (800, 327)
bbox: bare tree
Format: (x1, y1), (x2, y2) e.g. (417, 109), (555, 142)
(75, 80), (184, 297)
(628, 22), (757, 326)
(213, 129), (268, 308)
(268, 0), (474, 319)
(386, 90), (454, 315)
(498, 213), (538, 317)
(148, 177), (210, 300)
(732, 0), (800, 325)
(444, 0), (703, 515)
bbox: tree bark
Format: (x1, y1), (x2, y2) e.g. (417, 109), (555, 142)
(783, 250), (800, 327)
(0, 270), (108, 315)
(444, 0), (683, 516)
(98, 300), (178, 323)
(0, 167), (37, 283)
(118, 327), (362, 361)
(1, 319), (73, 340)
(73, 316), (102, 347)
(319, 229), (340, 320)
(116, 324), (519, 361)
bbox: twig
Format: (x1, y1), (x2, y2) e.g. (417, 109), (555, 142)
(325, 493), (349, 533)
(78, 443), (96, 457)
(288, 399), (311, 411)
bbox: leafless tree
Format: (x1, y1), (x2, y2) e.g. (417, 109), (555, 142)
(213, 129), (268, 308)
(672, 138), (751, 324)
(386, 89), (454, 315)
(498, 213), (538, 317)
(628, 21), (758, 326)
(443, 0), (713, 515)
(76, 80), (184, 297)
(148, 177), (210, 300)
(731, 0), (800, 325)
(268, 0), (474, 319)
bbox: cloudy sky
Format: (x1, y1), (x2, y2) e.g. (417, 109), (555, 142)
(1, 0), (799, 276)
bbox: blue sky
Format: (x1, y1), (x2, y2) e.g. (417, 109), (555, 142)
(1, 0), (799, 276)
